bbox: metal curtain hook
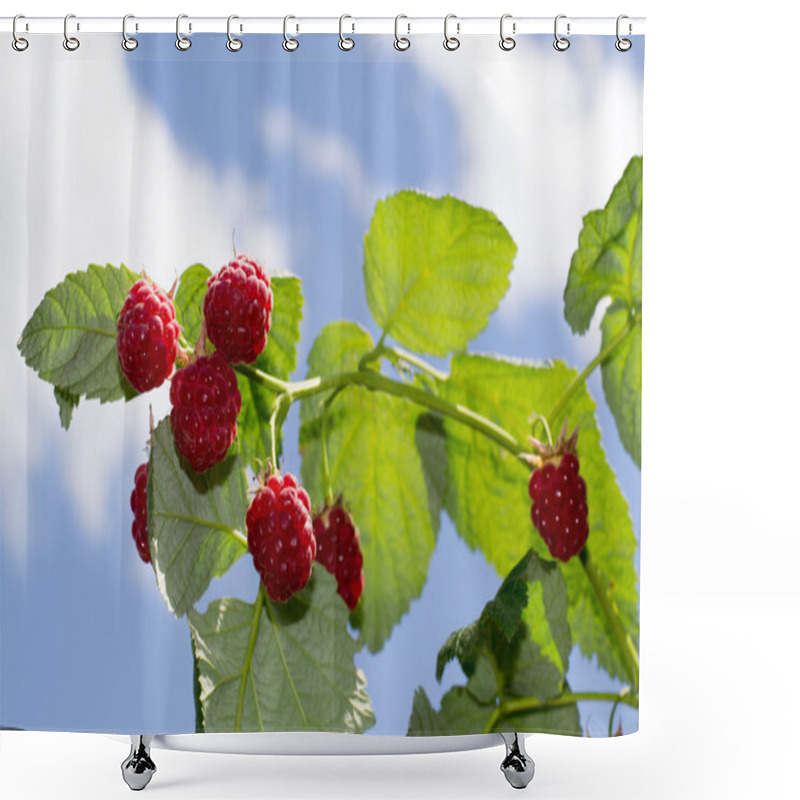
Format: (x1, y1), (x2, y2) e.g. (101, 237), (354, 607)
(443, 14), (460, 51)
(283, 15), (299, 51)
(227, 15), (243, 51)
(122, 14), (138, 51)
(394, 14), (410, 51)
(12, 14), (29, 51)
(339, 14), (354, 51)
(499, 14), (515, 51)
(554, 14), (570, 51)
(63, 13), (80, 51)
(616, 14), (632, 51)
(176, 14), (191, 51)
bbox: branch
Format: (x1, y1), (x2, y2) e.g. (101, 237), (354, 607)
(484, 688), (637, 734)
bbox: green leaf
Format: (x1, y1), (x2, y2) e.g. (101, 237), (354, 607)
(173, 263), (211, 345)
(53, 386), (80, 430)
(236, 276), (304, 464)
(363, 190), (516, 357)
(436, 550), (570, 704)
(564, 156), (642, 334)
(17, 263), (139, 414)
(408, 684), (580, 736)
(563, 157), (643, 466)
(601, 302), (642, 467)
(259, 276), (304, 381)
(408, 686), (494, 736)
(436, 622), (480, 682)
(298, 320), (374, 423)
(148, 417), (249, 617)
(188, 571), (374, 733)
(441, 354), (638, 683)
(299, 321), (440, 652)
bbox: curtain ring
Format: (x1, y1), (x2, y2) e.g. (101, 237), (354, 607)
(443, 14), (460, 51)
(63, 13), (80, 51)
(175, 14), (191, 51)
(554, 14), (570, 51)
(12, 14), (29, 52)
(283, 15), (299, 51)
(339, 14), (355, 51)
(615, 15), (632, 51)
(226, 15), (243, 51)
(499, 14), (515, 51)
(394, 14), (410, 51)
(122, 14), (138, 51)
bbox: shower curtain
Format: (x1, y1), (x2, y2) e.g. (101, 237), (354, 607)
(0, 22), (643, 740)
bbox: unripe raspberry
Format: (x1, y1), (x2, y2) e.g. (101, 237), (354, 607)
(203, 256), (273, 364)
(130, 462), (150, 564)
(246, 472), (316, 603)
(313, 501), (364, 610)
(169, 352), (241, 473)
(117, 278), (180, 393)
(527, 425), (589, 562)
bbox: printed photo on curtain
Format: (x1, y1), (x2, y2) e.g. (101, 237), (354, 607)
(0, 15), (643, 790)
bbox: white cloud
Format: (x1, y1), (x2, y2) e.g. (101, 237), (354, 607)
(260, 106), (375, 217)
(412, 37), (642, 357)
(1, 38), (287, 564)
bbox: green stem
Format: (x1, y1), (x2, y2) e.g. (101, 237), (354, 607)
(383, 345), (449, 381)
(235, 584), (265, 732)
(235, 364), (525, 459)
(529, 412), (553, 447)
(235, 363), (290, 395)
(580, 547), (640, 691)
(357, 332), (387, 371)
(547, 314), (637, 424)
(483, 688), (637, 734)
(608, 697), (622, 737)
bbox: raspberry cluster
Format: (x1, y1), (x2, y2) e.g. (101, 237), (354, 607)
(117, 278), (180, 393)
(246, 472), (316, 603)
(117, 255), (272, 475)
(169, 351), (242, 473)
(203, 256), (273, 364)
(528, 426), (589, 562)
(313, 501), (364, 610)
(130, 462), (151, 564)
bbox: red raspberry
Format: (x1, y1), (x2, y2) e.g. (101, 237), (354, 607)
(169, 352), (241, 472)
(203, 256), (273, 364)
(130, 463), (150, 564)
(528, 426), (589, 562)
(246, 472), (316, 603)
(117, 278), (180, 393)
(313, 501), (364, 611)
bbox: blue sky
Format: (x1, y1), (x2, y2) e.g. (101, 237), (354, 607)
(1, 33), (643, 737)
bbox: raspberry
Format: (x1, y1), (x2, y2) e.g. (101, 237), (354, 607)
(528, 425), (589, 562)
(130, 463), (150, 564)
(313, 501), (364, 610)
(117, 278), (180, 393)
(169, 351), (241, 472)
(246, 472), (316, 603)
(203, 256), (273, 364)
